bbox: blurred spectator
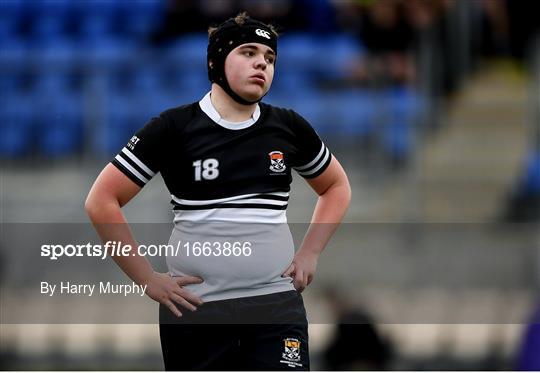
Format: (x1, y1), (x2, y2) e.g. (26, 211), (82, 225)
(334, 0), (415, 86)
(474, 0), (539, 60)
(366, 1), (415, 85)
(505, 0), (540, 61)
(478, 0), (510, 57)
(240, 0), (305, 32)
(150, 0), (337, 44)
(150, 0), (237, 42)
(331, 0), (450, 88)
(322, 287), (392, 370)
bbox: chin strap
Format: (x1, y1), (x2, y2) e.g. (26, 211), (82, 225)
(212, 70), (262, 105)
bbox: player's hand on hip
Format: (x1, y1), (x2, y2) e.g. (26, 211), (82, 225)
(144, 272), (204, 317)
(281, 251), (318, 293)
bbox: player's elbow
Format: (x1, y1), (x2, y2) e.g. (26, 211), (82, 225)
(84, 190), (116, 220)
(338, 177), (352, 209)
(330, 170), (352, 210)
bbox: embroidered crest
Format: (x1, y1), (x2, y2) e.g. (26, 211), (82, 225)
(269, 151), (286, 173)
(280, 338), (303, 367)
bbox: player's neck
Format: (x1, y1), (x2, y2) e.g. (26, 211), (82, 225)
(210, 84), (257, 122)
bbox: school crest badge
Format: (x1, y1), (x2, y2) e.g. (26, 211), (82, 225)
(282, 338), (301, 363)
(269, 151), (286, 173)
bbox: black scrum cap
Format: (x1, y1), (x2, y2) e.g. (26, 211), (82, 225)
(207, 15), (278, 105)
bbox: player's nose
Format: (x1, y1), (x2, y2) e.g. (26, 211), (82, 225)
(253, 54), (267, 70)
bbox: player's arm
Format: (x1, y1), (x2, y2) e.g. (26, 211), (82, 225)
(85, 163), (203, 316)
(305, 155), (351, 224)
(282, 155), (351, 292)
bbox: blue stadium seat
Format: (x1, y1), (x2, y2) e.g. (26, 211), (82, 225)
(32, 0), (72, 16)
(116, 0), (165, 39)
(379, 87), (424, 160)
(287, 91), (334, 135)
(0, 37), (28, 64)
(134, 92), (171, 123)
(0, 94), (34, 157)
(0, 0), (25, 17)
(179, 70), (210, 101)
(33, 72), (72, 95)
(315, 33), (365, 79)
(167, 33), (208, 68)
(333, 89), (376, 137)
(99, 93), (137, 155)
(31, 14), (66, 43)
(0, 16), (20, 43)
(106, 66), (170, 112)
(116, 0), (164, 17)
(163, 91), (189, 112)
(388, 86), (424, 121)
(27, 70), (84, 157)
(283, 90), (375, 137)
(270, 70), (316, 94)
(381, 119), (412, 160)
(38, 95), (84, 156)
(78, 14), (114, 42)
(71, 0), (118, 19)
(132, 67), (163, 92)
(278, 33), (318, 72)
(100, 90), (172, 156)
(150, 90), (182, 111)
(30, 74), (84, 156)
(0, 72), (22, 93)
(33, 38), (77, 66)
(298, 0), (338, 33)
(105, 66), (135, 93)
(82, 37), (136, 66)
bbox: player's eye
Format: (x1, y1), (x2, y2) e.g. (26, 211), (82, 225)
(266, 56), (275, 64)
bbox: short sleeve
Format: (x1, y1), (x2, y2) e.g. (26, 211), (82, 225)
(290, 110), (332, 179)
(111, 115), (168, 187)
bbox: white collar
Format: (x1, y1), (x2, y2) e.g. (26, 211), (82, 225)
(199, 91), (260, 130)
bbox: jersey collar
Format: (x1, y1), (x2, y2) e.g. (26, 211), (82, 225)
(199, 91), (261, 130)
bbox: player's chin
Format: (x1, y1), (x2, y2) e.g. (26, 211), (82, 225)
(241, 85), (268, 101)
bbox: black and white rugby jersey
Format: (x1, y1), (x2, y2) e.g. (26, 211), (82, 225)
(111, 92), (332, 224)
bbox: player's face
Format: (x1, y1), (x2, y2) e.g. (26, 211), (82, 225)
(224, 43), (275, 101)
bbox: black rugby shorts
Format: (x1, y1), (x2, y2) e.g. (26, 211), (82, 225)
(159, 290), (310, 371)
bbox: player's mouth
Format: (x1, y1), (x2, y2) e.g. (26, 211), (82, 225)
(249, 74), (266, 85)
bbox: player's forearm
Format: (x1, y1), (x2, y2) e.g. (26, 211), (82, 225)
(299, 180), (351, 256)
(85, 199), (154, 286)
